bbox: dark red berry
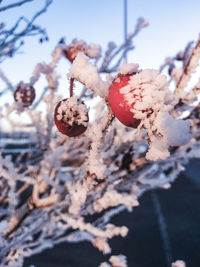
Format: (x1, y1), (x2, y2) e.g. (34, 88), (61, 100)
(54, 97), (88, 137)
(14, 83), (35, 107)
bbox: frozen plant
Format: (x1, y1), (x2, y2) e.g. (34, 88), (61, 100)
(0, 15), (200, 267)
(0, 0), (52, 63)
(171, 260), (186, 267)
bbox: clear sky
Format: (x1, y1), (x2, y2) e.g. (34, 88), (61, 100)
(1, 0), (200, 82)
(1, 0), (200, 130)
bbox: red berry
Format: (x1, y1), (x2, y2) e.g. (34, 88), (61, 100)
(54, 97), (88, 137)
(63, 40), (87, 62)
(108, 73), (141, 128)
(63, 39), (100, 62)
(14, 83), (35, 107)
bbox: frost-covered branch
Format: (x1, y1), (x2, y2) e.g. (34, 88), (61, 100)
(0, 17), (199, 267)
(174, 35), (200, 98)
(99, 17), (148, 73)
(0, 0), (52, 62)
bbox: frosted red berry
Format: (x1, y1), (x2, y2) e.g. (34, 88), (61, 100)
(63, 40), (87, 62)
(108, 73), (141, 128)
(14, 83), (35, 107)
(63, 39), (100, 63)
(54, 97), (88, 137)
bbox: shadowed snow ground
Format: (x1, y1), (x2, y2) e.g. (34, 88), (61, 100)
(24, 159), (200, 267)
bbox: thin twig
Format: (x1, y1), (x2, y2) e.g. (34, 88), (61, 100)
(175, 36), (200, 98)
(0, 0), (33, 13)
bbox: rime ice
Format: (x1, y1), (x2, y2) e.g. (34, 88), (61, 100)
(1, 20), (200, 267)
(69, 53), (110, 97)
(64, 39), (101, 62)
(54, 96), (89, 137)
(119, 61), (139, 75)
(119, 69), (191, 160)
(155, 112), (192, 147)
(172, 260), (186, 267)
(56, 96), (88, 127)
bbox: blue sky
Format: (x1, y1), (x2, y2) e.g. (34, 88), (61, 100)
(1, 0), (200, 82)
(1, 0), (200, 130)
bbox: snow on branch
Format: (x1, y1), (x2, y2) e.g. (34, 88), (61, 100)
(174, 35), (200, 98)
(0, 16), (199, 267)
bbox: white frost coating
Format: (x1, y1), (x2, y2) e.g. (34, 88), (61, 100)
(88, 122), (106, 179)
(93, 190), (139, 212)
(155, 112), (192, 147)
(30, 46), (62, 86)
(2, 27), (200, 267)
(46, 71), (60, 89)
(93, 237), (111, 254)
(62, 216), (128, 239)
(69, 53), (109, 97)
(189, 42), (200, 69)
(109, 254), (127, 267)
(99, 254), (128, 267)
(67, 181), (88, 215)
(50, 45), (64, 68)
(119, 69), (191, 160)
(171, 260), (186, 267)
(121, 69), (169, 109)
(87, 121), (107, 178)
(99, 263), (111, 267)
(171, 67), (183, 83)
(175, 37), (200, 97)
(86, 107), (114, 179)
(30, 62), (52, 85)
(146, 136), (170, 161)
(119, 61), (139, 75)
(86, 43), (101, 58)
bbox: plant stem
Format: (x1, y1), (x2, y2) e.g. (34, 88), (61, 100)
(69, 78), (74, 97)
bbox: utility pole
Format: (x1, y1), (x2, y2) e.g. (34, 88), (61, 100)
(124, 0), (128, 60)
